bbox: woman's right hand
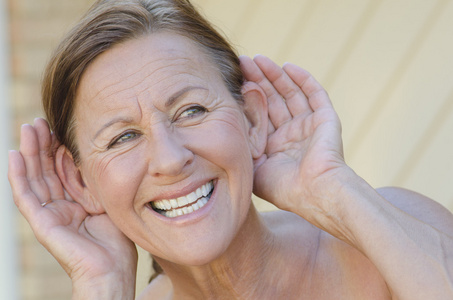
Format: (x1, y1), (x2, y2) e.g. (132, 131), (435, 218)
(8, 118), (137, 299)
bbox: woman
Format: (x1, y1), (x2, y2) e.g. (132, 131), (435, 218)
(8, 0), (453, 299)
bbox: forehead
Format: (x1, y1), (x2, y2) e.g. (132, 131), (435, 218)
(76, 31), (221, 110)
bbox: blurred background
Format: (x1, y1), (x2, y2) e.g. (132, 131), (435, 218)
(1, 0), (453, 299)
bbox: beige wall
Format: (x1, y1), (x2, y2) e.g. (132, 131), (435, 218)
(196, 0), (453, 212)
(8, 0), (453, 299)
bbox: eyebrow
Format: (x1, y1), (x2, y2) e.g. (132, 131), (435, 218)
(93, 116), (134, 140)
(165, 86), (208, 108)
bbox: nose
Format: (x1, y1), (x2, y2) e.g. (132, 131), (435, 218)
(147, 127), (193, 177)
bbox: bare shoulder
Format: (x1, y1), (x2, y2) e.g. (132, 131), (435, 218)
(137, 274), (173, 300)
(260, 209), (321, 240)
(261, 210), (391, 298)
(377, 187), (453, 236)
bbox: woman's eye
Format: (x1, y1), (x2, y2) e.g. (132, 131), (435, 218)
(108, 131), (139, 148)
(178, 105), (206, 120)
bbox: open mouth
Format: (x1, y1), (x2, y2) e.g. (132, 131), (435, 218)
(150, 180), (214, 218)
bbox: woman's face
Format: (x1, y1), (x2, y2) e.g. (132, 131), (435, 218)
(73, 32), (258, 265)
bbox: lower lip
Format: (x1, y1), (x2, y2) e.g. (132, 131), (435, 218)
(147, 180), (218, 225)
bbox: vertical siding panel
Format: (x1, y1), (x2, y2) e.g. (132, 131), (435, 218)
(393, 92), (453, 187)
(281, 0), (381, 84)
(335, 0), (442, 150)
(397, 92), (453, 207)
(277, 0), (374, 82)
(347, 0), (453, 204)
(319, 0), (383, 88)
(272, 0), (321, 61)
(233, 0), (311, 59)
(329, 0), (445, 182)
(192, 0), (253, 46)
(345, 0), (448, 158)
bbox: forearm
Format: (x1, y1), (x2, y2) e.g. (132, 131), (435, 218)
(302, 168), (453, 299)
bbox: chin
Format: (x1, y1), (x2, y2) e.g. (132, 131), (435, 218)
(156, 214), (249, 268)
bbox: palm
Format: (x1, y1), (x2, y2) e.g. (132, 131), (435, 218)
(38, 201), (135, 280)
(8, 119), (137, 283)
(240, 55), (345, 210)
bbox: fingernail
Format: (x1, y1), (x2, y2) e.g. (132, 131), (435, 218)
(8, 150), (17, 158)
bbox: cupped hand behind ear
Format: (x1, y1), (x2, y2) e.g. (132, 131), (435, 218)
(8, 118), (137, 295)
(239, 55), (346, 213)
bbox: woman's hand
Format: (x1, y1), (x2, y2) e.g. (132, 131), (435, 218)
(240, 55), (347, 213)
(8, 119), (137, 299)
(241, 56), (453, 300)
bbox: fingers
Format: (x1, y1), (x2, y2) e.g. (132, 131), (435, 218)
(253, 55), (313, 117)
(8, 150), (42, 217)
(282, 63), (333, 111)
(240, 55), (333, 123)
(16, 119), (65, 208)
(34, 118), (65, 200)
(20, 123), (52, 203)
(240, 55), (292, 129)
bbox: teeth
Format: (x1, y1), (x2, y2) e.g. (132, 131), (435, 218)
(177, 196), (188, 207)
(163, 200), (172, 210)
(195, 187), (202, 198)
(186, 192), (197, 203)
(170, 199), (178, 208)
(151, 181), (214, 218)
(201, 184), (207, 196)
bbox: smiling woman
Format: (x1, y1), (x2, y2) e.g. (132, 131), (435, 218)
(7, 0), (453, 299)
(65, 31), (261, 270)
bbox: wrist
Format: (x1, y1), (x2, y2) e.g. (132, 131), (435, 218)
(293, 166), (377, 245)
(72, 273), (136, 300)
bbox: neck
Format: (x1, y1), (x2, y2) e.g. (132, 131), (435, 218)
(156, 204), (290, 299)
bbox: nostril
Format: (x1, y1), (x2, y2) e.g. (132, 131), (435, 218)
(148, 140), (193, 177)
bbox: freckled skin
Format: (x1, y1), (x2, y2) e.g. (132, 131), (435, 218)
(74, 32), (256, 266)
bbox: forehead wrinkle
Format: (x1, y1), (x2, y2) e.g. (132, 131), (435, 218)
(91, 56), (196, 107)
(133, 57), (201, 103)
(89, 58), (161, 104)
(136, 56), (196, 89)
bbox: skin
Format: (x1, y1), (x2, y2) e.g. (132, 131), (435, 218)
(72, 32), (261, 267)
(8, 31), (453, 299)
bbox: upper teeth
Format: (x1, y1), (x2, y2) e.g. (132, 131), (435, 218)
(151, 181), (213, 217)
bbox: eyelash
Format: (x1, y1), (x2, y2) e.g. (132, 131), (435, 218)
(175, 105), (207, 121)
(107, 131), (139, 149)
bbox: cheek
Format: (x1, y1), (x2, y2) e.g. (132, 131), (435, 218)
(192, 114), (254, 180)
(83, 149), (147, 209)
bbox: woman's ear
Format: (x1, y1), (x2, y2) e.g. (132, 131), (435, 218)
(241, 81), (268, 159)
(55, 145), (105, 214)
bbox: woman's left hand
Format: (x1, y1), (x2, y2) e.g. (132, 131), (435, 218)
(240, 55), (347, 214)
(241, 56), (453, 300)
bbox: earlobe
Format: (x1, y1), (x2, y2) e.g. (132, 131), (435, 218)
(55, 145), (105, 214)
(241, 81), (268, 159)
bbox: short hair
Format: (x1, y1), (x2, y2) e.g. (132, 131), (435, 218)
(42, 0), (244, 165)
